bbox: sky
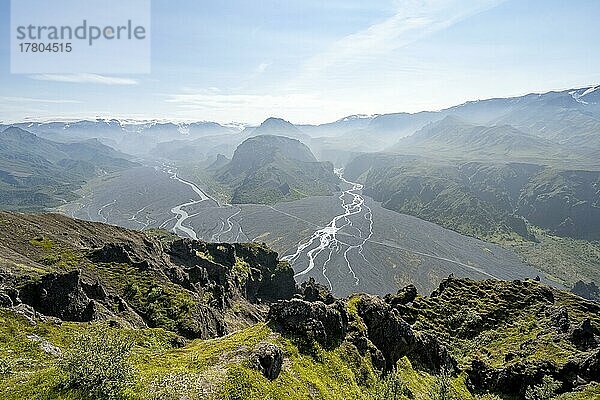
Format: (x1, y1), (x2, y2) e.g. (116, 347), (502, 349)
(0, 0), (599, 125)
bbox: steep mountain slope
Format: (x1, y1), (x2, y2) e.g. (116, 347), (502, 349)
(390, 116), (578, 165)
(0, 127), (136, 211)
(345, 155), (532, 240)
(0, 211), (295, 338)
(0, 212), (598, 399)
(216, 135), (340, 204)
(516, 169), (600, 239)
(345, 154), (600, 241)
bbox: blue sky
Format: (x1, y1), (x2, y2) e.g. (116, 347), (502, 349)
(1, 0), (599, 124)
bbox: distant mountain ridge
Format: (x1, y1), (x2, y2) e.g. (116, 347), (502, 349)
(345, 153), (600, 241)
(6, 84), (599, 157)
(0, 126), (136, 211)
(7, 119), (240, 156)
(389, 115), (581, 165)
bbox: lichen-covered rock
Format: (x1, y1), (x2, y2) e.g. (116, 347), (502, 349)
(570, 318), (598, 350)
(167, 239), (296, 305)
(354, 293), (456, 373)
(0, 293), (12, 307)
(88, 241), (157, 270)
(385, 284), (417, 307)
(550, 306), (570, 333)
(268, 299), (348, 347)
(354, 294), (416, 371)
(470, 348), (600, 396)
(410, 333), (457, 374)
(468, 359), (558, 397)
(181, 305), (226, 339)
(559, 348), (600, 390)
(249, 342), (283, 380)
(27, 334), (62, 356)
(346, 331), (386, 371)
(300, 278), (335, 304)
(19, 270), (94, 322)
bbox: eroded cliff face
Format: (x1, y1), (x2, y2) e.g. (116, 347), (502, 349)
(0, 211), (295, 339)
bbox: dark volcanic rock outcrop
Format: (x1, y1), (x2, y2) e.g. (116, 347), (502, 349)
(250, 342), (284, 380)
(167, 239), (295, 306)
(384, 284), (417, 307)
(269, 287), (456, 374)
(299, 277), (335, 304)
(353, 294), (417, 371)
(570, 318), (598, 350)
(268, 299), (348, 347)
(469, 348), (600, 396)
(20, 270), (98, 322)
(468, 359), (558, 397)
(352, 293), (456, 373)
(0, 211), (296, 339)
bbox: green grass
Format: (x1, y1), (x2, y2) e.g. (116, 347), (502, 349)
(1, 295), (597, 400)
(346, 295), (367, 333)
(233, 257), (252, 282)
(29, 238), (55, 250)
(508, 227), (600, 287)
(405, 278), (599, 373)
(0, 314), (378, 400)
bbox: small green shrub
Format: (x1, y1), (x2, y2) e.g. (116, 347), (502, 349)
(370, 369), (411, 400)
(445, 308), (483, 337)
(429, 368), (454, 400)
(525, 375), (561, 400)
(29, 237), (54, 250)
(59, 327), (134, 400)
(0, 356), (11, 376)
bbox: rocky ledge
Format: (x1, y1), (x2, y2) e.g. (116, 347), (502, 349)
(267, 277), (600, 397)
(0, 211), (295, 339)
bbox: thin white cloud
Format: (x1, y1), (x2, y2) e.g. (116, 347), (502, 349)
(0, 96), (81, 104)
(256, 62), (270, 74)
(29, 73), (138, 85)
(167, 92), (321, 110)
(165, 92), (357, 124)
(299, 0), (504, 77)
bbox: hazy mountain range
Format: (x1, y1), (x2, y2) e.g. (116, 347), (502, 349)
(2, 85), (598, 161)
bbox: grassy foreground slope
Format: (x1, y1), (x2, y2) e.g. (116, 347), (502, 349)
(0, 212), (599, 399)
(1, 278), (599, 399)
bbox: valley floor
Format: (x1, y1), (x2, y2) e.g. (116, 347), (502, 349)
(57, 165), (550, 296)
